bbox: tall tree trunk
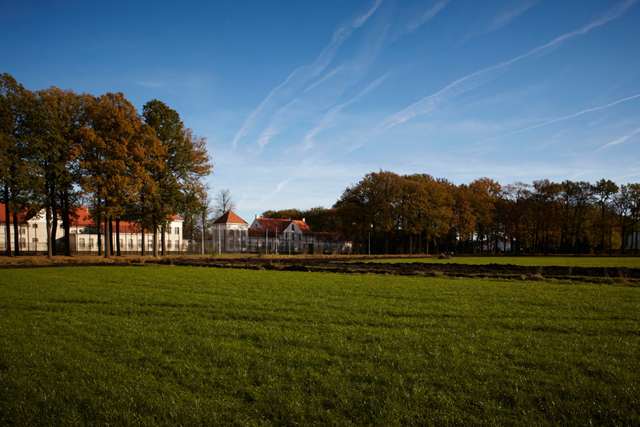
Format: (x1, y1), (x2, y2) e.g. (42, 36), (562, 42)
(201, 214), (205, 255)
(153, 222), (158, 257)
(104, 216), (111, 259)
(141, 225), (146, 256)
(116, 218), (121, 256)
(13, 213), (20, 256)
(161, 225), (166, 256)
(109, 220), (114, 256)
(97, 214), (102, 256)
(63, 190), (71, 256)
(4, 185), (11, 257)
(51, 187), (58, 256)
(46, 205), (52, 259)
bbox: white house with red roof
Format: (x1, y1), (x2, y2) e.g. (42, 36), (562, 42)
(1, 203), (185, 254)
(211, 211), (249, 253)
(206, 210), (351, 254)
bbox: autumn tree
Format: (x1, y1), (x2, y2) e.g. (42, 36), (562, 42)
(77, 93), (164, 259)
(403, 174), (453, 254)
(262, 209), (303, 220)
(592, 179), (619, 255)
(468, 177), (501, 253)
(27, 87), (92, 257)
(0, 73), (37, 256)
(498, 183), (532, 254)
(143, 100), (212, 256)
(611, 184), (634, 254)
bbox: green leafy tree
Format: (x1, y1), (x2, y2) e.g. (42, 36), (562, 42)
(28, 87), (92, 257)
(592, 179), (619, 255)
(142, 100), (212, 256)
(0, 73), (38, 256)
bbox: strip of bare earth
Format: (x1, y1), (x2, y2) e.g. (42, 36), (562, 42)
(1, 255), (638, 283)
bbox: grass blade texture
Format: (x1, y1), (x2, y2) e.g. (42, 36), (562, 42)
(1, 266), (639, 426)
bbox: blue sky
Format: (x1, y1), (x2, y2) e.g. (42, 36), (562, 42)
(3, 0), (639, 221)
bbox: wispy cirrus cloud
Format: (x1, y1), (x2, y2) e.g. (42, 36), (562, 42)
(405, 0), (450, 33)
(341, 0), (638, 155)
(254, 180), (291, 207)
(230, 0), (383, 149)
(597, 125), (640, 151)
(476, 93), (640, 146)
(298, 73), (390, 152)
(252, 24), (389, 153)
(486, 0), (541, 33)
(136, 80), (167, 88)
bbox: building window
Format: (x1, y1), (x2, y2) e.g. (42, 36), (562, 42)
(89, 238), (94, 248)
(32, 237), (38, 243)
(168, 240), (172, 249)
(21, 228), (26, 234)
(32, 223), (38, 229)
(79, 238), (86, 248)
(175, 227), (179, 235)
(128, 240), (133, 248)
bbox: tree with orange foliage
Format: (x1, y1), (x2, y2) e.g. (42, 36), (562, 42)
(77, 93), (165, 259)
(468, 177), (501, 253)
(498, 182), (532, 254)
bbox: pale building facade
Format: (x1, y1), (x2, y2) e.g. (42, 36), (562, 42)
(1, 204), (185, 254)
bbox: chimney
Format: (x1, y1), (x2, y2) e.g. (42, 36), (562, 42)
(302, 218), (306, 222)
(255, 214), (258, 219)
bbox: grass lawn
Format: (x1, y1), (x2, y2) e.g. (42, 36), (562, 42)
(356, 255), (640, 268)
(1, 266), (639, 426)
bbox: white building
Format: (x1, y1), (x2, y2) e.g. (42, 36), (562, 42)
(208, 210), (351, 254)
(1, 203), (186, 254)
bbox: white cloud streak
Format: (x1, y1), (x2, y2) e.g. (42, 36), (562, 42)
(597, 125), (640, 151)
(230, 0), (383, 149)
(486, 0), (541, 33)
(299, 73), (390, 151)
(406, 0), (450, 33)
(254, 180), (291, 207)
(343, 0), (638, 154)
(476, 93), (640, 145)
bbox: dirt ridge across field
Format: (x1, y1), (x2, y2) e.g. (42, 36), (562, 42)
(3, 255), (637, 283)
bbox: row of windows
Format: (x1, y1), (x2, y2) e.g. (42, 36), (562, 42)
(78, 238), (184, 249)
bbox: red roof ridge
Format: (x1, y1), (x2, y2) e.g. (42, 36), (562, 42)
(213, 210), (248, 225)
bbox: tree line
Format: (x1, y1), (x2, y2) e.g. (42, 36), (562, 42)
(1, 73), (212, 258)
(265, 171), (640, 255)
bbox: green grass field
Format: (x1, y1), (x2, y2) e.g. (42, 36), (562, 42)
(357, 255), (640, 268)
(1, 266), (639, 426)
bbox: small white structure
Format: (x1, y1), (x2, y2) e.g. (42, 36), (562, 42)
(211, 211), (249, 253)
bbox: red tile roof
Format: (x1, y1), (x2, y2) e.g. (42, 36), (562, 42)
(248, 227), (277, 238)
(0, 203), (39, 223)
(255, 218), (293, 232)
(1, 204), (181, 231)
(213, 211), (248, 225)
(293, 220), (314, 235)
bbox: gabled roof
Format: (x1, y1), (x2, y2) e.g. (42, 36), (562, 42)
(213, 210), (248, 225)
(255, 218), (293, 231)
(248, 227), (277, 238)
(0, 203), (40, 224)
(293, 220), (314, 235)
